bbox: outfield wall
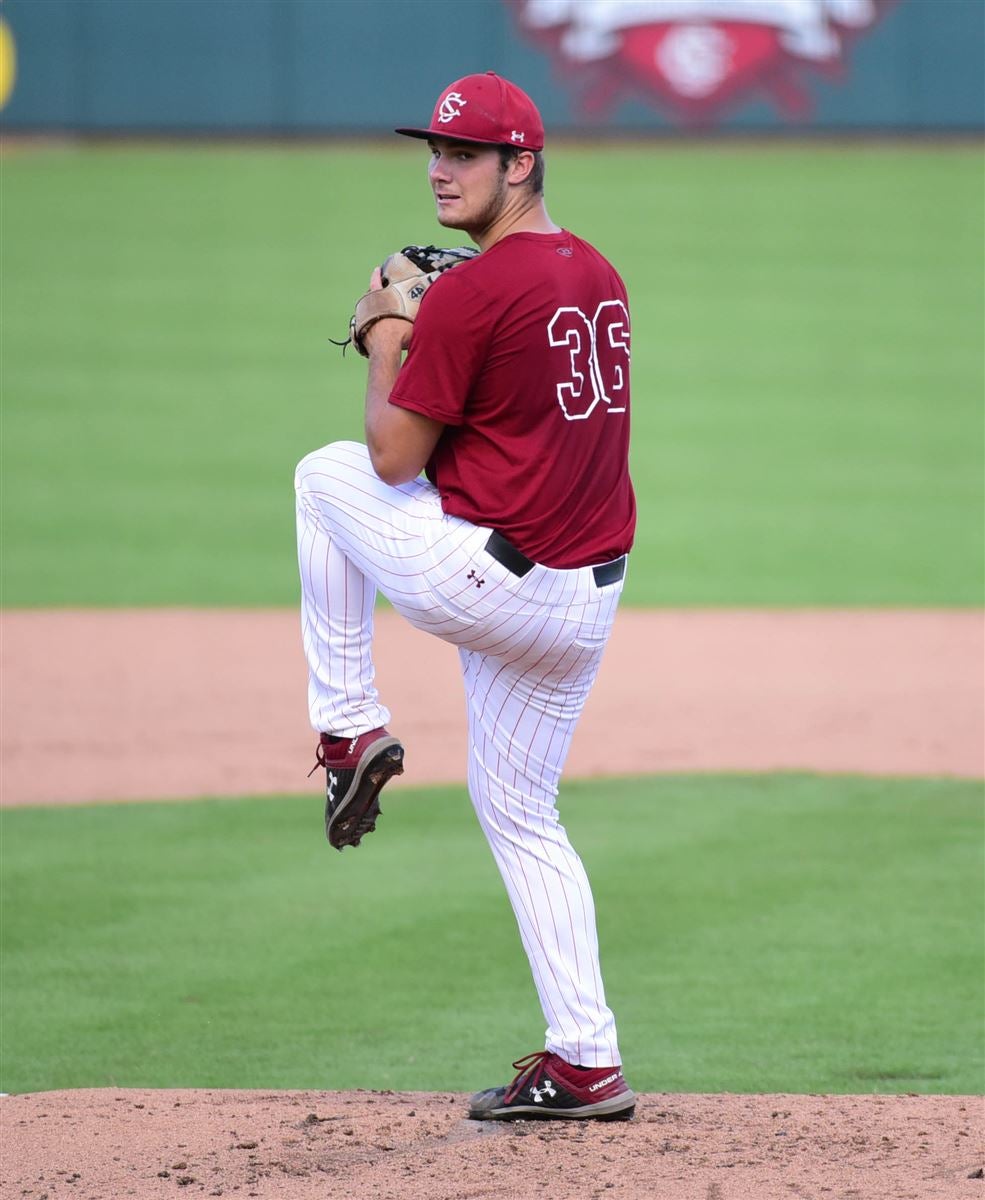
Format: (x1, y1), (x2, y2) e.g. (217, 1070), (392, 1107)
(1, 0), (983, 135)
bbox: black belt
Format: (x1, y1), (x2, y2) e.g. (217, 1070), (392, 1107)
(484, 531), (626, 587)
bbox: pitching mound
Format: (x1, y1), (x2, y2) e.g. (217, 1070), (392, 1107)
(2, 1088), (980, 1199)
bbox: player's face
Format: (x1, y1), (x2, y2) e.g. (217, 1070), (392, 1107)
(427, 139), (509, 233)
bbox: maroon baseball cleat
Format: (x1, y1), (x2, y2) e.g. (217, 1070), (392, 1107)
(312, 729), (404, 850)
(468, 1051), (636, 1121)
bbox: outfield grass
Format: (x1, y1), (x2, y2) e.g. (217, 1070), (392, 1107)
(2, 774), (981, 1096)
(3, 144), (982, 606)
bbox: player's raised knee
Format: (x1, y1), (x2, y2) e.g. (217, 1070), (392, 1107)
(295, 441), (368, 494)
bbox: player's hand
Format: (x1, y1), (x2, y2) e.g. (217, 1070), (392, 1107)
(362, 313), (413, 355)
(360, 266), (413, 354)
(343, 245), (477, 358)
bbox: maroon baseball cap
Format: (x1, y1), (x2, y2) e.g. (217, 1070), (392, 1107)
(395, 71), (545, 152)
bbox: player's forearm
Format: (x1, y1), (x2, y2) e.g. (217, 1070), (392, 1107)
(364, 323), (446, 487)
(364, 338), (405, 475)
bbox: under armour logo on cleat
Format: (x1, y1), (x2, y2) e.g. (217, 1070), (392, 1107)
(327, 771), (338, 805)
(530, 1080), (557, 1103)
(467, 570), (485, 588)
(588, 1071), (621, 1092)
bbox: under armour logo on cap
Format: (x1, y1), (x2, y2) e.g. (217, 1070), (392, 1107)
(395, 71), (545, 151)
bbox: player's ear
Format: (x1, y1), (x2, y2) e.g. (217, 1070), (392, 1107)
(506, 150), (536, 187)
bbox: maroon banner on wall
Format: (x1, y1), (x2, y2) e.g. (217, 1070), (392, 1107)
(511, 0), (897, 125)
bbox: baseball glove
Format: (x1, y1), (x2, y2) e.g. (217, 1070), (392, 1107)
(344, 244), (478, 357)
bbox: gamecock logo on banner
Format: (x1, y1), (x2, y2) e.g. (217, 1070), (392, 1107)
(512, 0), (895, 124)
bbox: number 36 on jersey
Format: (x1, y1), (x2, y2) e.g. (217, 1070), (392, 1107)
(547, 301), (630, 421)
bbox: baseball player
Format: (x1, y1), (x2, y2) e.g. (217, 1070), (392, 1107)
(295, 71), (636, 1120)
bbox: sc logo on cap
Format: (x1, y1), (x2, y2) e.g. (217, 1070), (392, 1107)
(438, 92), (467, 123)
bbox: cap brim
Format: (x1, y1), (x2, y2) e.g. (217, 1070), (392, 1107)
(394, 126), (512, 147)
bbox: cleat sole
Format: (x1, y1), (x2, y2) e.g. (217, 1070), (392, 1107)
(326, 741), (404, 851)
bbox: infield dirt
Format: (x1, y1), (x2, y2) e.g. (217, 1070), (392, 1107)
(2, 608), (982, 807)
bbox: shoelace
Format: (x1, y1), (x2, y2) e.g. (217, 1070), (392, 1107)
(307, 736), (336, 778)
(309, 735), (367, 779)
(503, 1050), (553, 1104)
(307, 743), (328, 778)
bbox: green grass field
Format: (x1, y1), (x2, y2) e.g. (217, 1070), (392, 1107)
(2, 776), (981, 1097)
(1, 143), (982, 1099)
(3, 144), (982, 606)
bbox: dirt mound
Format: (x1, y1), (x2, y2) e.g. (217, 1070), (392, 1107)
(2, 1088), (980, 1199)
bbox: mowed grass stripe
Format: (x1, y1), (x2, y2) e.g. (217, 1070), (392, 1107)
(2, 144), (982, 605)
(1, 774), (980, 1095)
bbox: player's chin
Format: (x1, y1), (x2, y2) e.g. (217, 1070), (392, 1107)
(435, 205), (466, 230)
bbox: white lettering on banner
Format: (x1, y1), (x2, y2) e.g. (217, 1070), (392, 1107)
(547, 302), (630, 421)
(520, 0), (876, 62)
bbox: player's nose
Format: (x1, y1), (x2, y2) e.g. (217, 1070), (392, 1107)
(428, 154), (452, 184)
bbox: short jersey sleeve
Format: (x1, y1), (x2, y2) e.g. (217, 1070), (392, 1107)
(387, 267), (493, 427)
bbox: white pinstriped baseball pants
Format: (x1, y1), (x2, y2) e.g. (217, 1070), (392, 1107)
(295, 441), (624, 1067)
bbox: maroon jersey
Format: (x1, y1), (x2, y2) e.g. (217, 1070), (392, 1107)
(388, 230), (636, 569)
